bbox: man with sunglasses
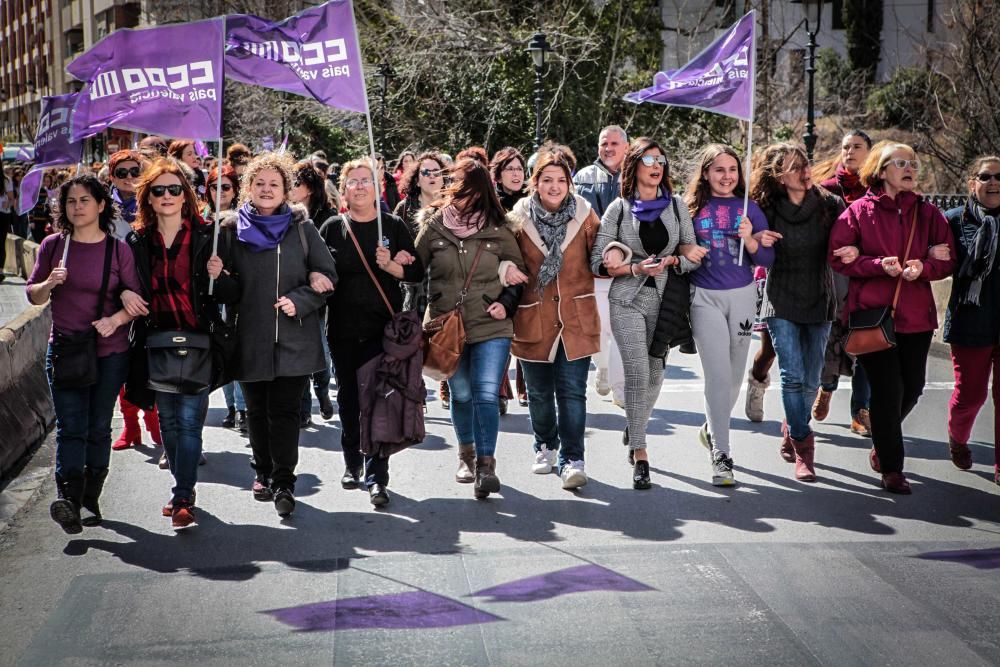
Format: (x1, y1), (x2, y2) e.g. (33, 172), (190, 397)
(108, 150), (145, 240)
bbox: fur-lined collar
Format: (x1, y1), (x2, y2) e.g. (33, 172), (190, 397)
(217, 202), (310, 229)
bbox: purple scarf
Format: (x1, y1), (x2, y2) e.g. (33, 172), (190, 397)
(630, 192), (672, 223)
(237, 202), (292, 252)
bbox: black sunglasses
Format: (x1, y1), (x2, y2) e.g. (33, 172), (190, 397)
(114, 166), (142, 179)
(150, 184), (184, 198)
(975, 173), (1000, 183)
(420, 168), (442, 177)
(218, 183), (234, 192)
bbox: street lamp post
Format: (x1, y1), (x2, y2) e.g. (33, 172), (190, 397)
(374, 62), (395, 156)
(794, 0), (823, 161)
(527, 32), (549, 151)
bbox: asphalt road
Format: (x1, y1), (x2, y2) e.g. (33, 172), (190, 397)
(0, 343), (997, 666)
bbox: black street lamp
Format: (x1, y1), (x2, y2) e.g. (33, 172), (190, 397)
(793, 0), (823, 161)
(374, 62), (395, 155)
(526, 32), (549, 151)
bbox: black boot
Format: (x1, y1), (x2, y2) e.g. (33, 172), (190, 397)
(237, 410), (248, 435)
(80, 468), (109, 527)
(50, 474), (84, 534)
(222, 406), (237, 428)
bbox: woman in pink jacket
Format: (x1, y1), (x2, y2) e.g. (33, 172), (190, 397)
(828, 143), (955, 494)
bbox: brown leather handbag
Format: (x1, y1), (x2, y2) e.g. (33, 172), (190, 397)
(422, 241), (486, 381)
(845, 206), (918, 356)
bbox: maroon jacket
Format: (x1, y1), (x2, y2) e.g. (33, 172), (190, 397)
(828, 189), (955, 334)
(820, 166), (867, 205)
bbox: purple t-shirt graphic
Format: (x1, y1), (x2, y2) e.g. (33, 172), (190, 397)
(690, 196), (774, 290)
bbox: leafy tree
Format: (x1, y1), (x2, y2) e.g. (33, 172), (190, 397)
(843, 0), (883, 86)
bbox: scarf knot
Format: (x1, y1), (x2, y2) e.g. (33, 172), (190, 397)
(236, 202), (293, 252)
(529, 194), (576, 291)
(958, 196), (999, 305)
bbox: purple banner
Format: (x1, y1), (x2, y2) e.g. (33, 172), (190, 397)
(624, 10), (755, 120)
(67, 18), (224, 142)
(225, 0), (368, 114)
(18, 94), (85, 215)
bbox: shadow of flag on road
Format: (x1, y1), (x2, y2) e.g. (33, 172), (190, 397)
(915, 548), (1000, 570)
(263, 591), (503, 632)
(469, 564), (655, 603)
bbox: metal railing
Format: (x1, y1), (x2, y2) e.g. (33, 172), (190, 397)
(926, 194), (968, 211)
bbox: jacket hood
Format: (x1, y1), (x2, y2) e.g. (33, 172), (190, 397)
(217, 201), (310, 229)
(864, 187), (922, 213)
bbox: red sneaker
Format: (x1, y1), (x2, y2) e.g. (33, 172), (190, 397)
(162, 490), (196, 517)
(171, 500), (196, 529)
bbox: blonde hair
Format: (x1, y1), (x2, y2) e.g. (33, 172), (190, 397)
(238, 152), (296, 208)
(859, 142), (916, 189)
(337, 157), (377, 205)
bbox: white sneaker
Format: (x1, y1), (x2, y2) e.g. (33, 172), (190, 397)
(711, 451), (736, 487)
(531, 447), (557, 474)
(561, 460), (588, 489)
(595, 368), (611, 396)
(745, 374), (768, 422)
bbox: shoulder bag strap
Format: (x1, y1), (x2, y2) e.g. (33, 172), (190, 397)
(343, 217), (395, 317)
(456, 239), (487, 307)
(296, 221), (309, 258)
(95, 235), (114, 322)
(890, 204), (920, 313)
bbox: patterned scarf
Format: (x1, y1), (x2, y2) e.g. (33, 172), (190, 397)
(530, 193), (576, 292)
(958, 196), (999, 305)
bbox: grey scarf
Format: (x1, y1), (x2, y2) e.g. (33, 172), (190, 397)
(530, 194), (576, 292)
(958, 197), (999, 305)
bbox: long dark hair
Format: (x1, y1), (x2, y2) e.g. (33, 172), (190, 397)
(401, 152), (446, 201)
(620, 137), (674, 200)
(56, 174), (116, 235)
(433, 158), (506, 228)
(293, 161), (331, 218)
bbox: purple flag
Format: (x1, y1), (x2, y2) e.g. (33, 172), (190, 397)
(624, 10), (755, 120)
(193, 139), (210, 158)
(67, 18), (224, 142)
(225, 0), (368, 114)
(18, 94), (85, 215)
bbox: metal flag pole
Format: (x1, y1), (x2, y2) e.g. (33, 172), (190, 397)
(208, 16), (225, 296)
(348, 0), (383, 242)
(737, 15), (758, 268)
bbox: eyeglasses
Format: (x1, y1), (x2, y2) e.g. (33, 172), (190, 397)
(346, 178), (374, 189)
(149, 184), (184, 198)
(218, 183), (234, 192)
(975, 173), (1000, 183)
(888, 159), (920, 170)
(420, 168), (443, 178)
(639, 155), (667, 167)
(502, 165), (524, 174)
(114, 166), (142, 179)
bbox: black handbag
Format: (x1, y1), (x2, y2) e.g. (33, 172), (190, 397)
(50, 236), (113, 389)
(146, 330), (213, 394)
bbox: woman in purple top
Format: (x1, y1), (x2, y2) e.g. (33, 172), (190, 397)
(683, 144), (778, 486)
(27, 175), (141, 534)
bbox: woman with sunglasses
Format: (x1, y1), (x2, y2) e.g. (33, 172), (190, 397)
(290, 161), (338, 427)
(749, 143), (844, 483)
(590, 138), (702, 490)
(394, 152), (446, 318)
(943, 156), (1000, 486)
(828, 143), (955, 494)
(216, 152), (337, 517)
(120, 160), (231, 528)
(27, 175), (141, 533)
(321, 158), (424, 506)
(415, 157), (526, 499)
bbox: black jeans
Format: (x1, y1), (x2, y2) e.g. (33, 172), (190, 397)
(329, 335), (389, 486)
(858, 331), (933, 474)
(242, 375), (308, 491)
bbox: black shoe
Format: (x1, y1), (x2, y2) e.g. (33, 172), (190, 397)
(632, 460), (651, 490)
(252, 477), (273, 502)
(300, 413), (312, 429)
(51, 475), (84, 534)
(341, 466), (363, 489)
(222, 406), (236, 428)
(624, 428), (634, 466)
(369, 484), (390, 507)
(80, 467), (109, 527)
(499, 398), (508, 415)
(319, 394), (335, 420)
(274, 488), (295, 516)
(237, 410), (248, 435)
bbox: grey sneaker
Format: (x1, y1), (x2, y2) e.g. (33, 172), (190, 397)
(560, 460), (588, 490)
(711, 451), (736, 487)
(698, 422), (713, 452)
(745, 373), (768, 422)
(531, 446), (557, 474)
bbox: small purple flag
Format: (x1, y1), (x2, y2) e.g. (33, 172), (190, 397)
(67, 18), (224, 142)
(624, 10), (755, 120)
(15, 145), (33, 161)
(193, 139), (210, 158)
(225, 0), (368, 114)
(18, 94), (85, 215)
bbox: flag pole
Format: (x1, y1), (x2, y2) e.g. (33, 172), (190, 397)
(208, 16), (225, 296)
(348, 0), (383, 242)
(737, 13), (758, 267)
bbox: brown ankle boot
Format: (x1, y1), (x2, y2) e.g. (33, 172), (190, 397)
(811, 388), (833, 421)
(456, 445), (476, 483)
(948, 436), (973, 470)
(474, 456), (500, 499)
(792, 433), (816, 482)
(779, 420), (795, 463)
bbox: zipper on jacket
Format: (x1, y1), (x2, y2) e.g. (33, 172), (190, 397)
(275, 244), (281, 343)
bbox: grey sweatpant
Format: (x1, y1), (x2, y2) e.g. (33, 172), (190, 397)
(690, 282), (757, 455)
(610, 286), (666, 451)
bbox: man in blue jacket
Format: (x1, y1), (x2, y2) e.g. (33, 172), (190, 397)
(573, 125), (628, 218)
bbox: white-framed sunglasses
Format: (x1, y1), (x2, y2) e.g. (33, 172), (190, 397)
(639, 155), (667, 167)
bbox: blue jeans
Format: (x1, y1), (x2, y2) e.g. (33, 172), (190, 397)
(519, 343), (590, 469)
(766, 318), (831, 441)
(222, 381), (245, 411)
(822, 362), (871, 417)
(156, 390), (210, 502)
(448, 337), (511, 457)
(47, 348), (130, 479)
